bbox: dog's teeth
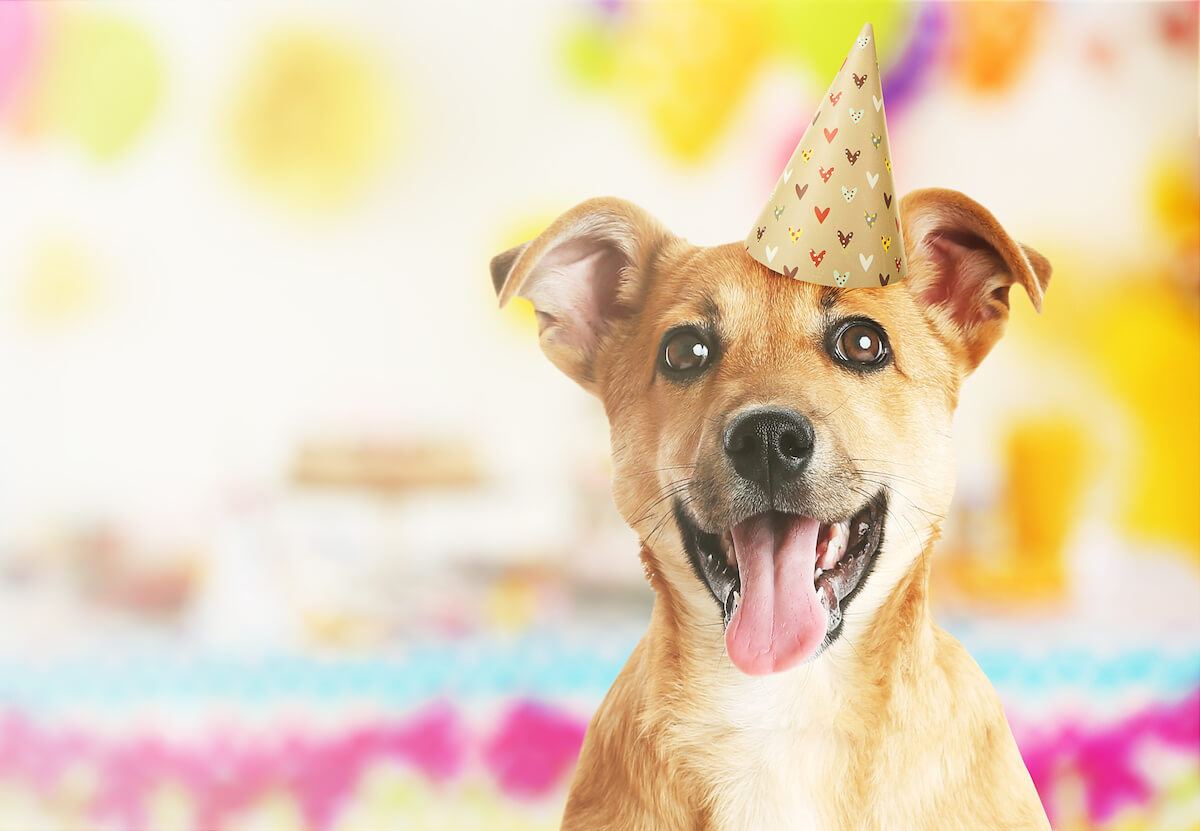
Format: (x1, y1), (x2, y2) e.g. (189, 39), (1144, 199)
(858, 521), (870, 536)
(732, 590), (740, 611)
(815, 567), (824, 581)
(818, 522), (849, 571)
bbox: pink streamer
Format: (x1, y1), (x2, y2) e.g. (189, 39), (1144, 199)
(1, 689), (1196, 828)
(1018, 688), (1200, 824)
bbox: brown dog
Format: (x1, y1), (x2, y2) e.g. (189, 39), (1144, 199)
(491, 189), (1052, 830)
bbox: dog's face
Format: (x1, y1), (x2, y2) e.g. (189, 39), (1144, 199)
(493, 190), (1050, 675)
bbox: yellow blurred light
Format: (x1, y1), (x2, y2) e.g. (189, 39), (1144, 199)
(228, 28), (393, 212)
(22, 237), (101, 326)
(1085, 282), (1200, 558)
(1026, 262), (1200, 560)
(616, 1), (768, 161)
(1149, 149), (1200, 251)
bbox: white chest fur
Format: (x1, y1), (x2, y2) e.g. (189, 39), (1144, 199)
(696, 667), (841, 831)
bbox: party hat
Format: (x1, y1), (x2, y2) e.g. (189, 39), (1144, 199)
(746, 23), (907, 289)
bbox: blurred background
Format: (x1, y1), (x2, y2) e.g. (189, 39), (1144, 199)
(0, 1), (1197, 828)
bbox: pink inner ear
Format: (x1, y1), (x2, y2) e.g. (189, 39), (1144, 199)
(522, 240), (631, 353)
(922, 231), (1012, 328)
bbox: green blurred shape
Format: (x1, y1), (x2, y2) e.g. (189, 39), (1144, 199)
(44, 12), (163, 159)
(562, 20), (617, 89)
(768, 0), (911, 73)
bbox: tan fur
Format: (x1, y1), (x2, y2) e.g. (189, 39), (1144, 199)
(492, 190), (1053, 830)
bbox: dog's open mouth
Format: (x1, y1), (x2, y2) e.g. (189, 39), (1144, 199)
(675, 491), (887, 675)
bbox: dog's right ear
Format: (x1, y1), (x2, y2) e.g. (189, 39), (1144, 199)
(490, 197), (674, 393)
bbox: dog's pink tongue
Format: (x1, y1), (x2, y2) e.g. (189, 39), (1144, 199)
(725, 513), (826, 675)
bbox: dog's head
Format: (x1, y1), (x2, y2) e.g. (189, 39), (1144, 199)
(492, 190), (1050, 676)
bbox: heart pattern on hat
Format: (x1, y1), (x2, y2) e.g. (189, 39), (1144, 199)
(745, 23), (908, 289)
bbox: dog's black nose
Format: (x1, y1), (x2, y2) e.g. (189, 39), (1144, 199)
(724, 408), (815, 494)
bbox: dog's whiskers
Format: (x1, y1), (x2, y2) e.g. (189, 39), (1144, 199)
(628, 475), (694, 518)
(630, 481), (695, 526)
(811, 394), (853, 421)
(626, 464), (697, 479)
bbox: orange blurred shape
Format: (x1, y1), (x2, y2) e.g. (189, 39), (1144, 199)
(1005, 417), (1090, 581)
(942, 416), (1090, 605)
(951, 2), (1045, 93)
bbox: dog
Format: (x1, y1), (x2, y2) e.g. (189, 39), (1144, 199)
(491, 188), (1052, 830)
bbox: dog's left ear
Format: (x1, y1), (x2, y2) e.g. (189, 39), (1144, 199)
(901, 188), (1052, 372)
(490, 197), (675, 393)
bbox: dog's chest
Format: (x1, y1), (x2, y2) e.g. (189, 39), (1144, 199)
(702, 722), (835, 831)
(690, 679), (842, 831)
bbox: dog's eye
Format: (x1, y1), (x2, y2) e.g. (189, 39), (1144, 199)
(832, 321), (890, 369)
(662, 329), (711, 375)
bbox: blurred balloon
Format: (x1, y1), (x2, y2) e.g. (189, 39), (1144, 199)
(614, 1), (768, 161)
(34, 10), (163, 159)
(228, 27), (394, 212)
(561, 1), (917, 163)
(949, 1), (1046, 94)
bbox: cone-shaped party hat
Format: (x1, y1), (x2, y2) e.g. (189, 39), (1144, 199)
(746, 23), (907, 289)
